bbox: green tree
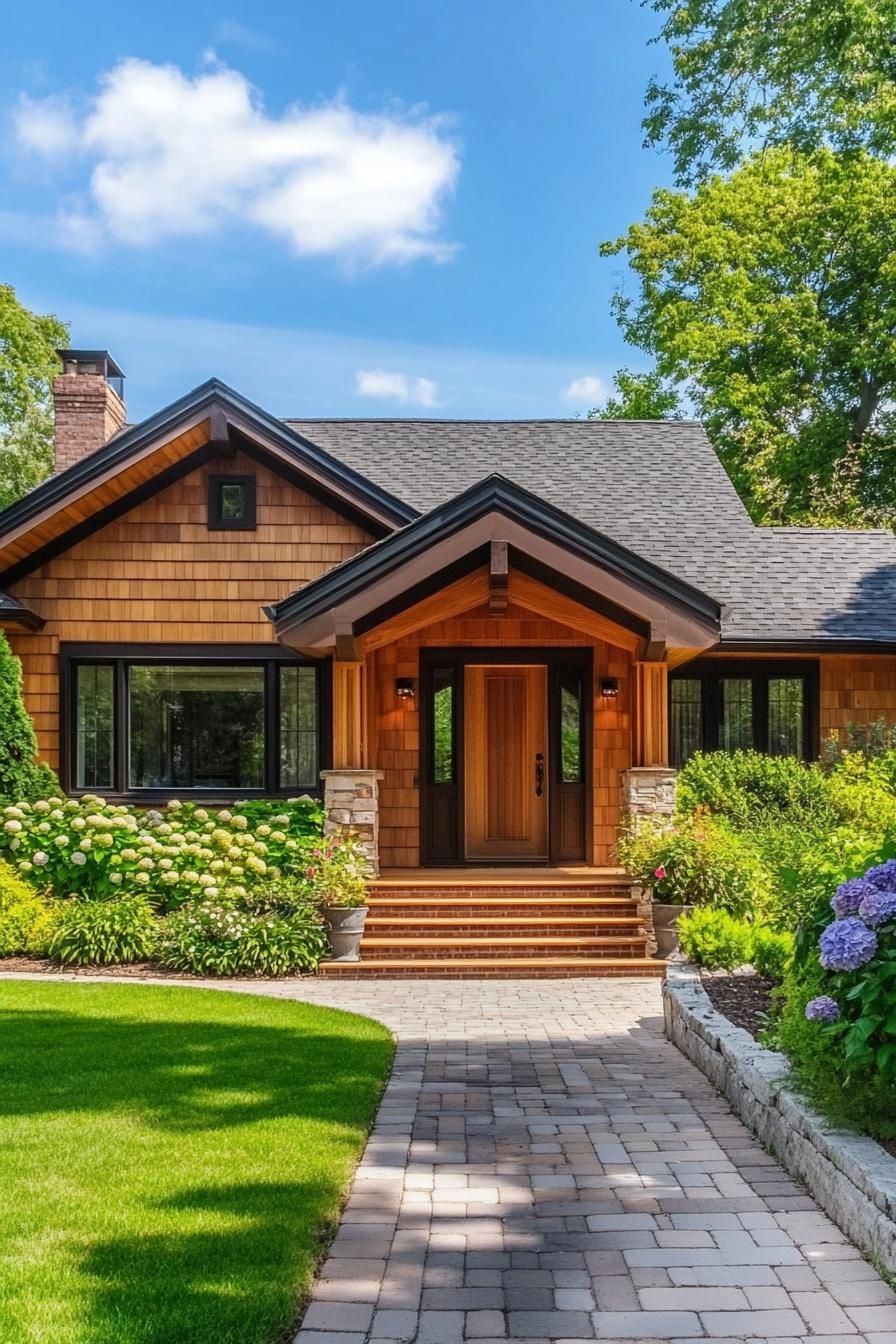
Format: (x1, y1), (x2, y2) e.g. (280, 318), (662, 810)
(587, 367), (681, 420)
(643, 0), (896, 184)
(0, 286), (68, 511)
(0, 632), (58, 803)
(601, 148), (896, 524)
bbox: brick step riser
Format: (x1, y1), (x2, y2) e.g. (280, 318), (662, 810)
(367, 903), (640, 919)
(371, 887), (634, 900)
(366, 923), (643, 937)
(320, 964), (665, 979)
(360, 946), (647, 956)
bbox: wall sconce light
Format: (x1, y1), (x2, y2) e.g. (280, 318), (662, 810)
(395, 677), (416, 704)
(600, 677), (620, 698)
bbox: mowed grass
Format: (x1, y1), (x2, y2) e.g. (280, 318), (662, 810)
(0, 981), (394, 1344)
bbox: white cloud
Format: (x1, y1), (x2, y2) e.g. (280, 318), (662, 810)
(14, 94), (76, 155)
(13, 57), (460, 266)
(356, 369), (441, 407)
(561, 374), (606, 403)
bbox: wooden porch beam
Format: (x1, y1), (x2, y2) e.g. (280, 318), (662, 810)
(489, 539), (509, 612)
(360, 570), (491, 652)
(334, 622), (361, 662)
(507, 572), (642, 653)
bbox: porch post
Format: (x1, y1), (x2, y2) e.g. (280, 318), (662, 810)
(322, 658), (383, 874)
(332, 660), (364, 768)
(623, 662), (677, 817)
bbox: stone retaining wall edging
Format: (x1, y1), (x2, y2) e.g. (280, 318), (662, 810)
(663, 961), (896, 1276)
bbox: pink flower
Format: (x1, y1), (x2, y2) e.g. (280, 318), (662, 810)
(654, 866), (667, 880)
(305, 866), (316, 879)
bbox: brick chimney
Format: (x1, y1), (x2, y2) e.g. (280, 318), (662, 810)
(53, 350), (127, 473)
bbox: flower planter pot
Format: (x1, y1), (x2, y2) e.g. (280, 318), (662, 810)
(652, 901), (693, 959)
(322, 905), (369, 963)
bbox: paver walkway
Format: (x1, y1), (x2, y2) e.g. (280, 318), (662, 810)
(251, 976), (896, 1344)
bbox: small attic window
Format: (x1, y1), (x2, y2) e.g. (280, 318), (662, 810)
(208, 475), (256, 530)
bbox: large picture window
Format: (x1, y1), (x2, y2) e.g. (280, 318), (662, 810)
(64, 647), (326, 797)
(670, 661), (817, 768)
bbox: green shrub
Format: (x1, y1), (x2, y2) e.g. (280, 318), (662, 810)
(48, 897), (158, 966)
(0, 855), (54, 956)
(0, 633), (60, 804)
(619, 812), (768, 915)
(751, 927), (794, 979)
(823, 720), (896, 766)
(678, 750), (837, 829)
(677, 907), (754, 969)
(773, 955), (896, 1141)
(159, 900), (328, 977)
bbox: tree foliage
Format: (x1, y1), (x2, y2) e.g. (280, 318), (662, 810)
(601, 148), (896, 524)
(587, 366), (681, 421)
(643, 0), (896, 184)
(0, 632), (58, 803)
(0, 286), (68, 511)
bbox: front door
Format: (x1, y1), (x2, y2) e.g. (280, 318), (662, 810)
(464, 664), (549, 860)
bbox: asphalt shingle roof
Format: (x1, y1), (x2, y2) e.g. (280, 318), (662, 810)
(285, 417), (896, 645)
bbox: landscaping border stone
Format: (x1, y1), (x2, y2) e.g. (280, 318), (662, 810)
(664, 960), (896, 1275)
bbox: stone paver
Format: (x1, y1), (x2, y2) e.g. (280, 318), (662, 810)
(20, 972), (894, 1343)
(268, 977), (896, 1344)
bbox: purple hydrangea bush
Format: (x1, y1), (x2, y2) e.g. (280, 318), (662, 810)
(804, 996), (840, 1022)
(818, 917), (878, 971)
(802, 856), (896, 1082)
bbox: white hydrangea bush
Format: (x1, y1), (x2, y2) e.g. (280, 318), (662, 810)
(0, 795), (324, 909)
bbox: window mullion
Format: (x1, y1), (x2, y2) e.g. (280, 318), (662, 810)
(754, 676), (769, 754)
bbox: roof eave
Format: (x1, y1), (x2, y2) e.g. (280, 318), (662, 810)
(0, 378), (417, 549)
(269, 474), (723, 647)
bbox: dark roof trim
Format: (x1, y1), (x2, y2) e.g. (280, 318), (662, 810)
(269, 474), (722, 633)
(717, 639), (896, 654)
(0, 593), (44, 631)
(0, 378), (417, 545)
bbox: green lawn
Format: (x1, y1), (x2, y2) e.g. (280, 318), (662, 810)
(0, 980), (394, 1344)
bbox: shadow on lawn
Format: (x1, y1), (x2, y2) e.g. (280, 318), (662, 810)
(80, 1180), (335, 1344)
(0, 1004), (393, 1132)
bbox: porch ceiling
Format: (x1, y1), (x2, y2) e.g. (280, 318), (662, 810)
(269, 475), (723, 656)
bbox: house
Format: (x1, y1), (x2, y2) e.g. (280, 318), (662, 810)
(1, 353), (895, 972)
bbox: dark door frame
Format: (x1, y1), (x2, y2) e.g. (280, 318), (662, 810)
(419, 646), (593, 866)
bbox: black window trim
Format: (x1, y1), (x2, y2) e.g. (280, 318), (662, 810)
(670, 658), (819, 765)
(207, 473), (257, 530)
(60, 642), (330, 800)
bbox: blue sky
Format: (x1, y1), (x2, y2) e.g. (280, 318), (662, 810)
(1, 1), (675, 422)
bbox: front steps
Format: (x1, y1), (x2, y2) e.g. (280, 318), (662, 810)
(319, 872), (662, 978)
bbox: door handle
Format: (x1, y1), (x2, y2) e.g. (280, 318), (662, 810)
(535, 752), (545, 797)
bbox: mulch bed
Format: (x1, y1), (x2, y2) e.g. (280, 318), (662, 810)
(699, 969), (778, 1039)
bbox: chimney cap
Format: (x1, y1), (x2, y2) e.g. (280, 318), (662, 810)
(57, 349), (125, 380)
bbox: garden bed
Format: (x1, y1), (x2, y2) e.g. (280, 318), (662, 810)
(699, 968), (777, 1037)
(665, 962), (896, 1273)
(0, 955), (323, 979)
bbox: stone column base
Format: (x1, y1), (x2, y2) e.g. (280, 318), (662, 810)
(320, 768), (385, 875)
(620, 766), (677, 818)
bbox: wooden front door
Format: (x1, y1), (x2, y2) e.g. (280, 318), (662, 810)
(464, 665), (548, 860)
